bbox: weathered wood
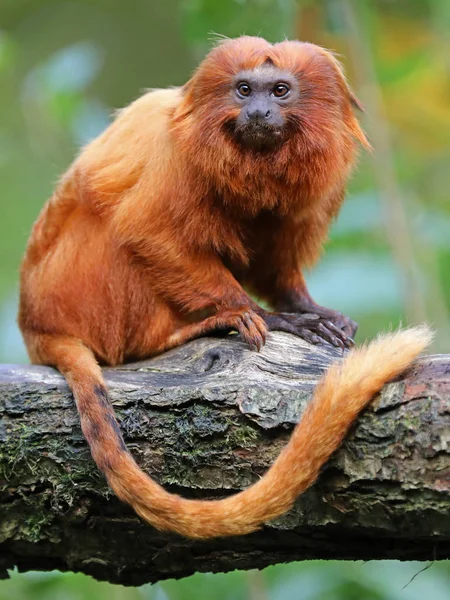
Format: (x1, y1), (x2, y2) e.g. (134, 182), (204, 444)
(0, 332), (449, 585)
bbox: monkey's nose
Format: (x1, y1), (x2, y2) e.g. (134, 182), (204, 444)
(246, 107), (271, 121)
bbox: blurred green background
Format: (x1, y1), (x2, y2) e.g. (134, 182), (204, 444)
(0, 0), (449, 598)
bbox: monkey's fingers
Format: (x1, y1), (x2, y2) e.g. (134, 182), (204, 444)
(316, 322), (346, 349)
(267, 312), (353, 349)
(324, 314), (358, 339)
(277, 306), (358, 342)
(342, 324), (358, 338)
(293, 327), (324, 345)
(215, 309), (267, 351)
(262, 313), (325, 345)
(305, 317), (352, 348)
(296, 319), (346, 348)
(316, 319), (356, 348)
(239, 311), (267, 351)
(324, 320), (355, 346)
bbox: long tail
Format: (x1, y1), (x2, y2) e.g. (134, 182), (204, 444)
(32, 326), (432, 539)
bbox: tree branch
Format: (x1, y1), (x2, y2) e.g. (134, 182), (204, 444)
(0, 332), (449, 585)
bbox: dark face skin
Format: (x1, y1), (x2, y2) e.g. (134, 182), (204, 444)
(230, 65), (300, 151)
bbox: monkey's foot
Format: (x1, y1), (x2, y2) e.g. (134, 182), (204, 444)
(214, 308), (268, 351)
(263, 312), (355, 349)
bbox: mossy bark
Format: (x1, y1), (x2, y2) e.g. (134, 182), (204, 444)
(0, 332), (449, 585)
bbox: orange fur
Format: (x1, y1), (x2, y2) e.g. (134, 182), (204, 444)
(19, 37), (429, 539)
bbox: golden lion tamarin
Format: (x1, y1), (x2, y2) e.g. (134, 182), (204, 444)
(19, 36), (431, 538)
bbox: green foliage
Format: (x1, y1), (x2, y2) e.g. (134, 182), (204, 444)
(181, 0), (297, 52)
(2, 561), (450, 600)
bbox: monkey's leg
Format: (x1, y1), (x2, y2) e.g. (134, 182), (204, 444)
(119, 237), (268, 352)
(242, 212), (356, 348)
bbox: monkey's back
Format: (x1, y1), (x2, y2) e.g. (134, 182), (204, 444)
(19, 87), (188, 365)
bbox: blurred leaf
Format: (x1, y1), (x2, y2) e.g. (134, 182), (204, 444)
(47, 90), (83, 128)
(181, 0), (297, 52)
(0, 30), (16, 72)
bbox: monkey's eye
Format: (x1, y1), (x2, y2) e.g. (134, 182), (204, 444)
(237, 82), (251, 97)
(273, 83), (290, 98)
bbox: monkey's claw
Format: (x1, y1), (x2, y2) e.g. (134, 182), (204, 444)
(215, 308), (268, 351)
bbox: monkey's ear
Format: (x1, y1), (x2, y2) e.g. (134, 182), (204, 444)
(325, 52), (371, 148)
(350, 92), (365, 112)
(339, 77), (371, 150)
(182, 78), (194, 94)
(320, 50), (363, 111)
(347, 102), (372, 151)
(179, 78), (197, 111)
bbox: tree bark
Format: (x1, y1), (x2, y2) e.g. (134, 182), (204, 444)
(0, 332), (449, 586)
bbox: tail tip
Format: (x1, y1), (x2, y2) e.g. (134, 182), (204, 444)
(395, 323), (434, 353)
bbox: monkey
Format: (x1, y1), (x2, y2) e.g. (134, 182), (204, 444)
(18, 36), (432, 539)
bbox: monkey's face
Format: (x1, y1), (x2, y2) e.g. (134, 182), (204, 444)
(230, 66), (299, 151)
(175, 37), (369, 165)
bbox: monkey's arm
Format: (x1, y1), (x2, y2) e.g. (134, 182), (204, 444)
(245, 206), (357, 344)
(110, 194), (269, 350)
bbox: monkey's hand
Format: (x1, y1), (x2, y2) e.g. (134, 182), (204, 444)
(293, 305), (358, 339)
(259, 311), (354, 349)
(275, 295), (358, 341)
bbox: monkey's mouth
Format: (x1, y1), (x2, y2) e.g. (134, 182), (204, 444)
(230, 122), (285, 151)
